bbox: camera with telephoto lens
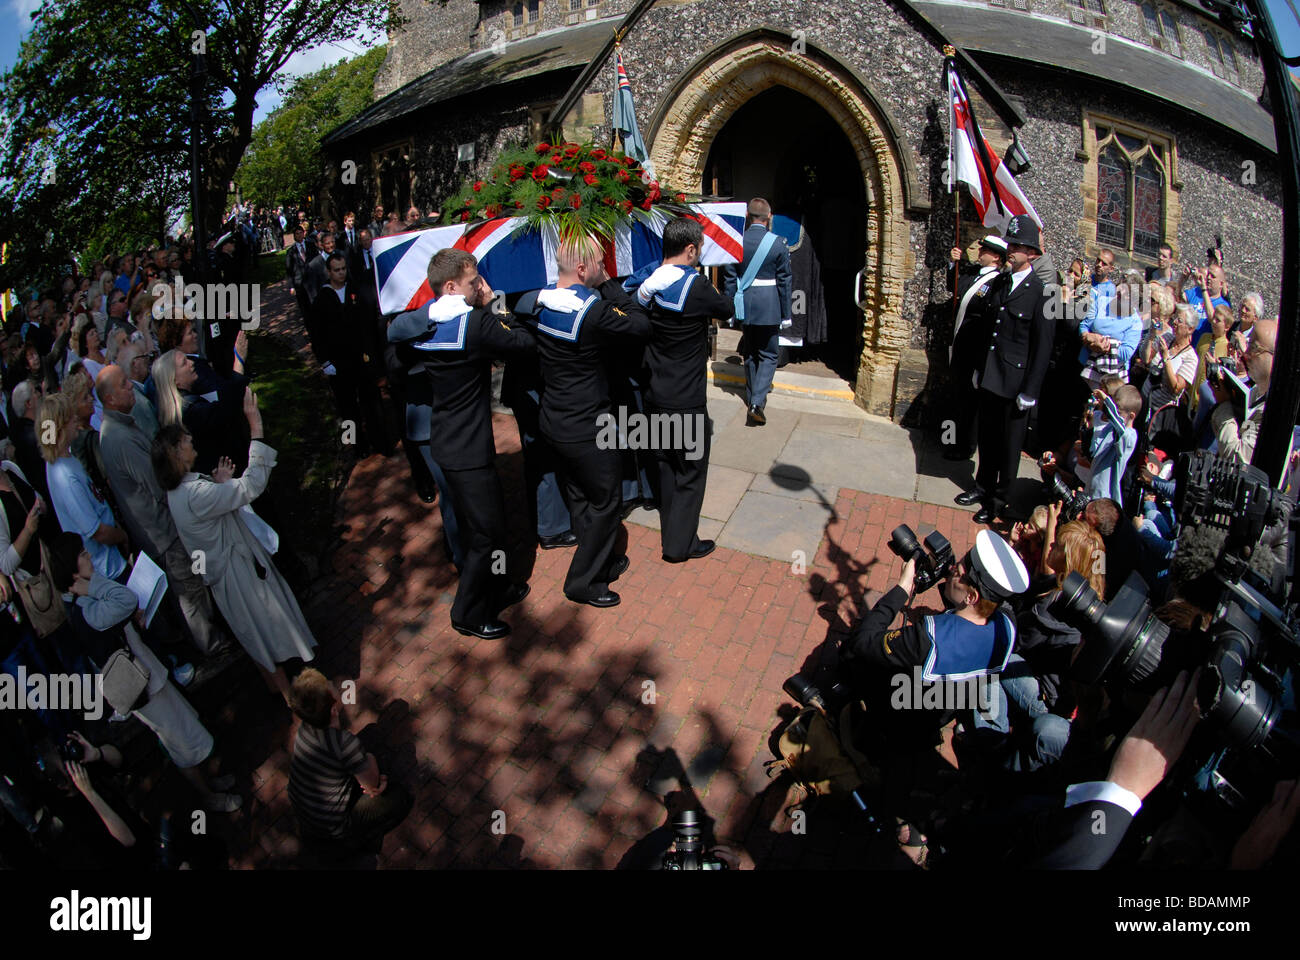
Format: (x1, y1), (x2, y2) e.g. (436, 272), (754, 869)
(1048, 474), (1091, 522)
(888, 525), (954, 594)
(1203, 358), (1225, 385)
(660, 810), (728, 870)
(1058, 450), (1300, 817)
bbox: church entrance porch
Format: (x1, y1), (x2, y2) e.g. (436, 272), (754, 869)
(647, 31), (914, 418)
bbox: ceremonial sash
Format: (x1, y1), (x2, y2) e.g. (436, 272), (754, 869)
(732, 231), (778, 322)
(950, 267), (999, 363)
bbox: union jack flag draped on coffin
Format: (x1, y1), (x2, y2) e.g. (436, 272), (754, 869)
(370, 202), (761, 315)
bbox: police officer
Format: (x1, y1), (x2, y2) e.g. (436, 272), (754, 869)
(954, 216), (1054, 524)
(635, 217), (734, 562)
(515, 236), (651, 608)
(721, 198), (792, 426)
(945, 235), (1008, 462)
(842, 529), (1029, 865)
(388, 249), (535, 639)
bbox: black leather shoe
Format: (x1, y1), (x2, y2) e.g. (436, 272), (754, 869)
(539, 531), (578, 549)
(606, 556), (629, 581)
(498, 582), (530, 611)
(954, 488), (985, 507)
(747, 405), (767, 426)
(568, 590), (621, 608)
(663, 539), (716, 563)
(451, 619), (510, 640)
(972, 505), (997, 525)
(416, 482), (436, 504)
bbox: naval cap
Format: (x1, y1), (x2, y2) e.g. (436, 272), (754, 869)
(964, 529), (1029, 602)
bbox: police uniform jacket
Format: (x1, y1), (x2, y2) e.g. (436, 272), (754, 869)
(720, 224), (792, 326)
(643, 265), (734, 410)
(515, 280), (650, 444)
(389, 298), (535, 471)
(975, 268), (1055, 401)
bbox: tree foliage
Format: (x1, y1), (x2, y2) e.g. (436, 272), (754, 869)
(235, 45), (386, 212)
(0, 0), (400, 290)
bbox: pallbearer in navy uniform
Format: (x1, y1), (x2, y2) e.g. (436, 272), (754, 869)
(635, 217), (734, 562)
(500, 347), (577, 550)
(389, 249), (536, 639)
(954, 217), (1055, 525)
(721, 197), (792, 426)
(515, 236), (651, 608)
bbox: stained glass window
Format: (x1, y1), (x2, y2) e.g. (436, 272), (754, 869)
(1133, 155), (1164, 258)
(1096, 144), (1128, 249)
(1091, 120), (1172, 260)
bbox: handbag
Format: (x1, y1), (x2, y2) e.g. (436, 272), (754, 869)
(101, 647), (150, 715)
(13, 541), (68, 639)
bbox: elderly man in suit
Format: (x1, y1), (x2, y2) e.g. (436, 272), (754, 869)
(722, 197), (792, 426)
(954, 216), (1055, 525)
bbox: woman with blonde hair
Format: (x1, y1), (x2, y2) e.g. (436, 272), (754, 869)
(38, 391), (128, 582)
(151, 349), (249, 474)
(998, 514), (1106, 770)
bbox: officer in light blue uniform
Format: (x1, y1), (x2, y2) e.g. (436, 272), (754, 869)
(721, 197), (792, 426)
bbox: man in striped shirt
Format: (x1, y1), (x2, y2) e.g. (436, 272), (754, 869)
(288, 669), (411, 849)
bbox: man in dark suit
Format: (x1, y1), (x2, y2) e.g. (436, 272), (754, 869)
(310, 253), (389, 458)
(387, 249), (535, 639)
(303, 231), (338, 316)
(336, 211), (361, 260)
(955, 216), (1055, 524)
(637, 217), (734, 563)
(515, 237), (651, 608)
(285, 226), (317, 324)
(348, 228), (384, 377)
(367, 204), (386, 239)
(721, 197), (792, 426)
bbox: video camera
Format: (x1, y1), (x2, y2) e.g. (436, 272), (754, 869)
(887, 525), (955, 594)
(1057, 451), (1299, 814)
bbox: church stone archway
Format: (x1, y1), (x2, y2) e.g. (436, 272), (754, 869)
(647, 32), (914, 416)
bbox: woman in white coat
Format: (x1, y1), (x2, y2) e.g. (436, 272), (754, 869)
(151, 387), (315, 699)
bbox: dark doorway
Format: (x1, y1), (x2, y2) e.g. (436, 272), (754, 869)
(703, 86), (868, 383)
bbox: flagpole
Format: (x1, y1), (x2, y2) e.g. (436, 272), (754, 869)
(945, 46), (961, 328)
(952, 191), (961, 327)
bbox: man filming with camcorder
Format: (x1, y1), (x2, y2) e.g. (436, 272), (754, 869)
(841, 526), (1029, 867)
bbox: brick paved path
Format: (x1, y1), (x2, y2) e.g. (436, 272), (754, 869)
(208, 280), (981, 869)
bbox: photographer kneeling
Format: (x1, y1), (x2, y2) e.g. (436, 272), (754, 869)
(842, 529), (1029, 867)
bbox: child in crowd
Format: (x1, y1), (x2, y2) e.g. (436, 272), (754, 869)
(1087, 385), (1142, 504)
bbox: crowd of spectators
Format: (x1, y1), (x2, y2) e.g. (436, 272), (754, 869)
(836, 239), (1298, 870)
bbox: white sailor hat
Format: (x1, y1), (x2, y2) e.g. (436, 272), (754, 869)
(963, 529), (1029, 601)
(978, 235), (1009, 254)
